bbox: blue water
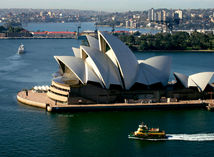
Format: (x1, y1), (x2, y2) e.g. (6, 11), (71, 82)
(23, 22), (159, 34)
(1, 26), (214, 156)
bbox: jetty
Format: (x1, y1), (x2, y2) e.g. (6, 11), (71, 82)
(17, 90), (209, 112)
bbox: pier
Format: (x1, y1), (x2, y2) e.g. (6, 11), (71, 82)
(17, 90), (209, 112)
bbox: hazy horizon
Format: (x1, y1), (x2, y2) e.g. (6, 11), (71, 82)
(0, 0), (213, 12)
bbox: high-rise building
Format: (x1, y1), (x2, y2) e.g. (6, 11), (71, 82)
(173, 12), (180, 25)
(162, 10), (166, 22)
(48, 11), (52, 17)
(40, 11), (43, 17)
(125, 20), (130, 28)
(174, 13), (179, 20)
(175, 10), (182, 19)
(156, 11), (162, 22)
(148, 8), (154, 21)
(154, 10), (166, 23)
(130, 20), (134, 28)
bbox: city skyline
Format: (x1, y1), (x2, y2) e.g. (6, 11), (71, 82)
(0, 0), (214, 12)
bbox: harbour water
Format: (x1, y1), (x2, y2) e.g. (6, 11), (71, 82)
(1, 23), (214, 156)
(23, 22), (159, 34)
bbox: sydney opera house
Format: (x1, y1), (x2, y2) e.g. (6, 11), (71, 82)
(46, 31), (214, 104)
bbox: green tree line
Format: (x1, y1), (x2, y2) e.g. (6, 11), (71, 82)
(116, 32), (214, 51)
(0, 25), (25, 33)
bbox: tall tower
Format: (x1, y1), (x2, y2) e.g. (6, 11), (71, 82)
(148, 8), (154, 21)
(48, 11), (52, 17)
(126, 20), (130, 28)
(162, 10), (166, 22)
(175, 10), (182, 20)
(156, 11), (162, 22)
(40, 11), (43, 17)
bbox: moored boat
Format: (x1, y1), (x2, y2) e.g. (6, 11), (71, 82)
(17, 43), (24, 54)
(128, 122), (167, 140)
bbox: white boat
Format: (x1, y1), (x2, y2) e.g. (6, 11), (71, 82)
(17, 43), (25, 54)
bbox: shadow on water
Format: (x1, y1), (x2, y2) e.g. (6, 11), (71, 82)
(0, 101), (45, 114)
(130, 138), (165, 147)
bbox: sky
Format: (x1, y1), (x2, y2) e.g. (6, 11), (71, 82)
(0, 0), (213, 11)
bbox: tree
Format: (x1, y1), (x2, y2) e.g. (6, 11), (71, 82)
(0, 26), (6, 33)
(127, 35), (135, 45)
(139, 40), (148, 50)
(118, 31), (214, 51)
(133, 31), (141, 36)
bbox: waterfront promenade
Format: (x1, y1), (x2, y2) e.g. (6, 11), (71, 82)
(17, 90), (210, 112)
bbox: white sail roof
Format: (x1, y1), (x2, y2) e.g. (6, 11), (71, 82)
(174, 72), (214, 92)
(144, 56), (171, 86)
(54, 56), (103, 86)
(98, 31), (138, 89)
(86, 35), (99, 49)
(136, 56), (171, 86)
(190, 72), (214, 92)
(54, 56), (86, 84)
(136, 63), (158, 85)
(85, 62), (104, 87)
(53, 31), (173, 90)
(80, 45), (122, 88)
(72, 47), (81, 58)
(174, 72), (189, 88)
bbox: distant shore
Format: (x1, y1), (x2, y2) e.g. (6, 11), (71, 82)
(1, 36), (214, 52)
(136, 49), (214, 53)
(0, 37), (76, 39)
(96, 24), (157, 30)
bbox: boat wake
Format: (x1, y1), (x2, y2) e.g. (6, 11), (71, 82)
(128, 133), (214, 141)
(0, 54), (27, 73)
(7, 54), (21, 60)
(167, 133), (214, 141)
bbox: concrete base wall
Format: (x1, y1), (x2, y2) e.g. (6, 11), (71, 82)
(70, 84), (119, 103)
(17, 94), (46, 109)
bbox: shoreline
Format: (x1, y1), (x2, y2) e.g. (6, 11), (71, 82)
(134, 49), (214, 53)
(96, 24), (154, 30)
(17, 90), (210, 112)
(0, 37), (76, 40)
(1, 37), (214, 53)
